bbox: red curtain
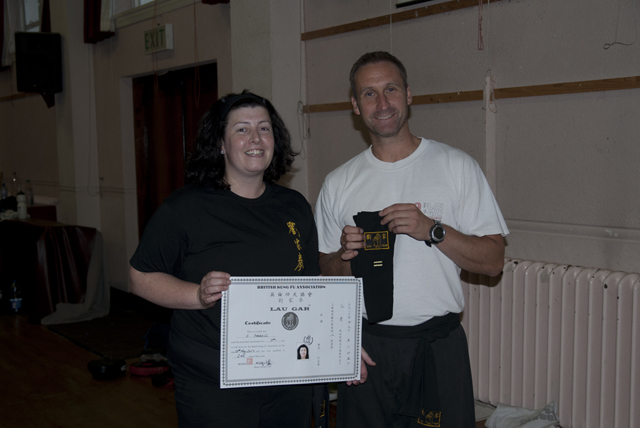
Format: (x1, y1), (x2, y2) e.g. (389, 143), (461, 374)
(84, 0), (114, 44)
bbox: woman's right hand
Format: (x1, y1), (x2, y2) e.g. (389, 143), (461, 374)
(198, 271), (231, 308)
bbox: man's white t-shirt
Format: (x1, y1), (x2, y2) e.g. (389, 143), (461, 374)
(315, 138), (509, 326)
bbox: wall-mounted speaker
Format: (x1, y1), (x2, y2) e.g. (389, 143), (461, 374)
(15, 32), (63, 94)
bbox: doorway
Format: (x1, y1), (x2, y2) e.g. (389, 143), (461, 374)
(133, 63), (219, 237)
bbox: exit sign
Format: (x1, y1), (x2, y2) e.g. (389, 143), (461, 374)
(144, 24), (174, 54)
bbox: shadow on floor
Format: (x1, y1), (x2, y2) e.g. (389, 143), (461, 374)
(45, 288), (172, 359)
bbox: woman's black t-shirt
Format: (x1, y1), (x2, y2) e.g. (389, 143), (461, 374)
(130, 183), (320, 383)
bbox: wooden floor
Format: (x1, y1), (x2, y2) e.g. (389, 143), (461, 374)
(0, 314), (178, 428)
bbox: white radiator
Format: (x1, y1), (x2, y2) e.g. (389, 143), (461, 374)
(461, 259), (640, 428)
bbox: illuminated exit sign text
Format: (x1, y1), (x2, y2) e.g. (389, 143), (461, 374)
(144, 24), (174, 54)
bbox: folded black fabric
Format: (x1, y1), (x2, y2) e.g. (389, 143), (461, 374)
(350, 211), (396, 323)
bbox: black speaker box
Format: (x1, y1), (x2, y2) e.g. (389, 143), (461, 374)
(15, 32), (63, 94)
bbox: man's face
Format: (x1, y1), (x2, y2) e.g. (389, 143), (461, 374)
(351, 61), (412, 140)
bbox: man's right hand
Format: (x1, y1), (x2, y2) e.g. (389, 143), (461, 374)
(339, 225), (365, 261)
(319, 226), (365, 276)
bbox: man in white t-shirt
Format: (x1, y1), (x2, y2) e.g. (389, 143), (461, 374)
(315, 51), (509, 428)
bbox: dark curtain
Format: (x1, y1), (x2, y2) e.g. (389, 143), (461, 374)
(40, 0), (55, 108)
(133, 63), (218, 237)
(41, 0), (51, 32)
(84, 0), (114, 44)
(0, 0), (7, 72)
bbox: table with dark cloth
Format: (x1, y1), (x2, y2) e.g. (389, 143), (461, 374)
(0, 219), (108, 324)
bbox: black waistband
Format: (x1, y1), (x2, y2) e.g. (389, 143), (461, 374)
(361, 312), (462, 420)
(362, 312), (460, 342)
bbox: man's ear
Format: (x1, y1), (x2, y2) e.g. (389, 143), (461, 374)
(406, 86), (413, 106)
(351, 96), (361, 115)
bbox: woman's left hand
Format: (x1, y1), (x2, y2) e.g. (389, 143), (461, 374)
(198, 271), (231, 308)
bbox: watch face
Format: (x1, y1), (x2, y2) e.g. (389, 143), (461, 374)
(433, 226), (445, 240)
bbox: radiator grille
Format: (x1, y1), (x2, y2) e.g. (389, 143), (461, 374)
(461, 259), (640, 428)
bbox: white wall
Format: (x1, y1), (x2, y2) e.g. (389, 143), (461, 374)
(1, 0), (638, 294)
(0, 92), (59, 200)
(230, 0), (309, 194)
(91, 3), (233, 290)
(0, 2), (233, 292)
(302, 0), (640, 273)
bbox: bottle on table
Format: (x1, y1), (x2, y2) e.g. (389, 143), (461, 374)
(11, 172), (20, 196)
(17, 192), (28, 219)
(25, 180), (34, 205)
(0, 182), (7, 199)
(10, 280), (22, 313)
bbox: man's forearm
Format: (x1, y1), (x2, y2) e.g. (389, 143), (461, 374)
(379, 204), (505, 276)
(437, 227), (505, 277)
(319, 250), (354, 276)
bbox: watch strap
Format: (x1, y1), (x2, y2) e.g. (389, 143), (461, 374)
(425, 220), (445, 247)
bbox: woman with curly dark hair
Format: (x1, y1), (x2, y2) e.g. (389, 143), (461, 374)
(185, 90), (297, 190)
(129, 91), (320, 427)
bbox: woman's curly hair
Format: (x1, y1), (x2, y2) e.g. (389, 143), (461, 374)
(186, 91), (297, 189)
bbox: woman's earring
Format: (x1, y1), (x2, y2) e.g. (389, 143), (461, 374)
(220, 150), (225, 154)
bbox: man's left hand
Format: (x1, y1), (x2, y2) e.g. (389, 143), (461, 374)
(379, 203), (433, 241)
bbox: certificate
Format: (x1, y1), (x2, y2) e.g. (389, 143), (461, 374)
(220, 276), (362, 388)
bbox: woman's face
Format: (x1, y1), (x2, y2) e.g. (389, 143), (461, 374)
(221, 106), (275, 185)
(299, 347), (307, 359)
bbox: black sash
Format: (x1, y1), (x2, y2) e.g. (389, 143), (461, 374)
(363, 312), (461, 425)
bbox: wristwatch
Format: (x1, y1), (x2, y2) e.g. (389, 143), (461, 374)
(425, 220), (445, 247)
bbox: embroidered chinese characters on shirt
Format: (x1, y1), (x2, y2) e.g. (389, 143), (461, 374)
(287, 221), (304, 272)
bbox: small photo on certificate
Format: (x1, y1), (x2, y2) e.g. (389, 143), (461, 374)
(220, 276), (363, 388)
